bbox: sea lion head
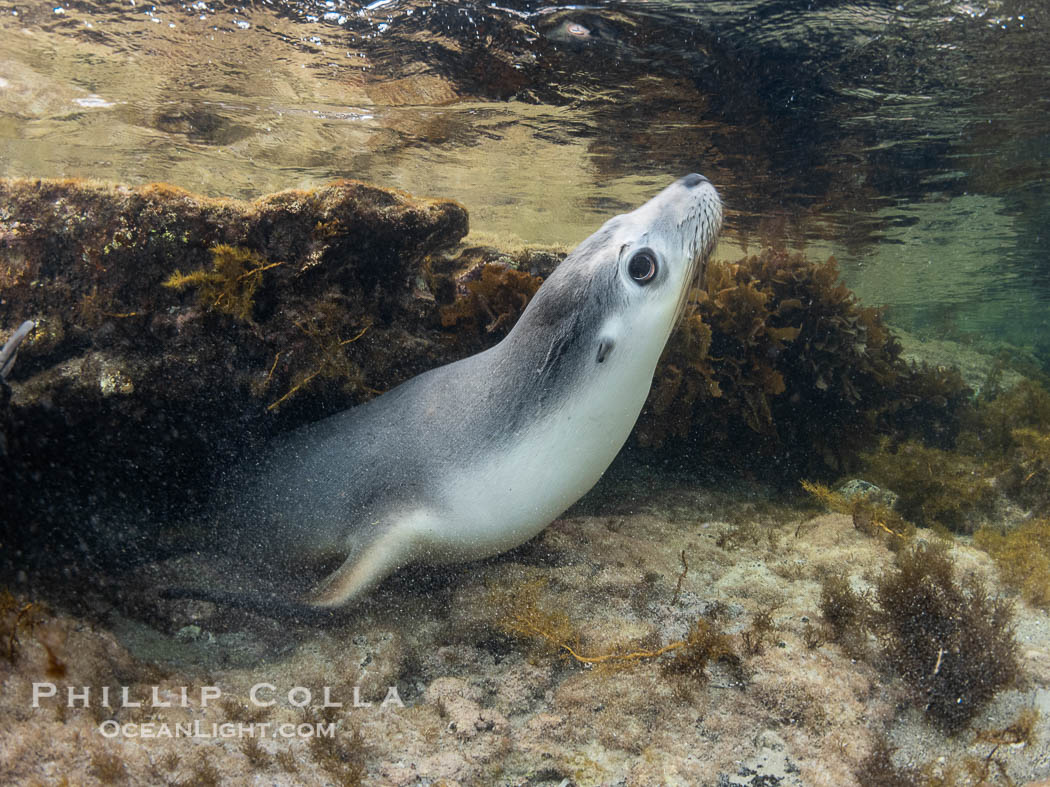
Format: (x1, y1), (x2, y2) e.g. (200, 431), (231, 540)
(514, 173), (722, 380)
(609, 172), (722, 335)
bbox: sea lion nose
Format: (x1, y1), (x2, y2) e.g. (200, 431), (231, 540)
(681, 173), (709, 188)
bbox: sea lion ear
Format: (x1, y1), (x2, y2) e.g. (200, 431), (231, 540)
(596, 338), (614, 363)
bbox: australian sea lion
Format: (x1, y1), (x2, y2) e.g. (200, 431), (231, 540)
(231, 174), (722, 608)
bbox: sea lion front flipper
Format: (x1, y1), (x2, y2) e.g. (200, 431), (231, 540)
(303, 524), (417, 608)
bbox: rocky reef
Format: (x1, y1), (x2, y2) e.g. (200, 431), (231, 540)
(3, 177), (1050, 785)
(0, 177), (1024, 587)
(2, 472), (1048, 786)
(0, 178), (468, 577)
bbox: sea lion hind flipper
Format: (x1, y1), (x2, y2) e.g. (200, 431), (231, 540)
(303, 525), (414, 608)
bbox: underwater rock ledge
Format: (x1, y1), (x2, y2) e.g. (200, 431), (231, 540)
(0, 176), (976, 592)
(0, 177), (472, 574)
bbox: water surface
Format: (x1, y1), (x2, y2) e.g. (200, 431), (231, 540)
(1, 0), (1047, 353)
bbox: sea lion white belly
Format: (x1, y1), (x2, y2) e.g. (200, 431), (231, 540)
(234, 174), (722, 607)
(423, 324), (657, 559)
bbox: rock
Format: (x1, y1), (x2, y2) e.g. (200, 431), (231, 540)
(719, 730), (804, 786)
(836, 479), (899, 510)
(0, 177), (468, 583)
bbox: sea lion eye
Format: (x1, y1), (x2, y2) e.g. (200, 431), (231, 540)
(627, 249), (657, 284)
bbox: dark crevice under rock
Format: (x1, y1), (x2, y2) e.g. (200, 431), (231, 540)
(0, 178), (481, 594)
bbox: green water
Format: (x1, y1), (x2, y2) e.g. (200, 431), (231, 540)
(0, 0), (1047, 353)
(3, 4), (1050, 784)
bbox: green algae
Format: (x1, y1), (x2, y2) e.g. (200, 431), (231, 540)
(975, 519), (1050, 608)
(861, 440), (998, 533)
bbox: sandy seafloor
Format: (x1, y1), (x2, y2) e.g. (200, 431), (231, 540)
(2, 456), (1050, 787)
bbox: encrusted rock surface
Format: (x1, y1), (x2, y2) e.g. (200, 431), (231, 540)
(0, 177), (471, 575)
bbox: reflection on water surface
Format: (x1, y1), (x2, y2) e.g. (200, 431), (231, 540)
(0, 0), (1047, 350)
